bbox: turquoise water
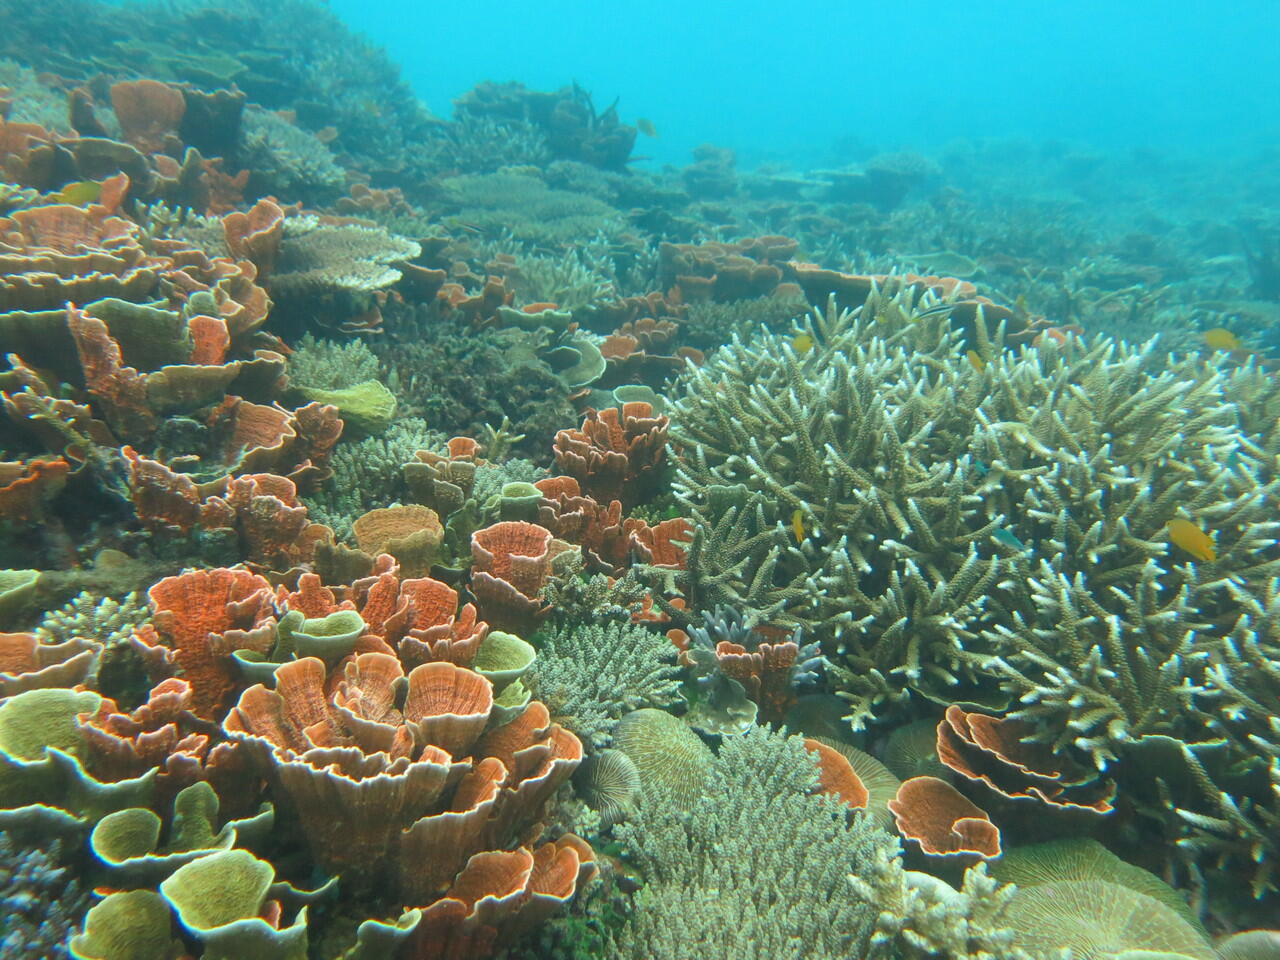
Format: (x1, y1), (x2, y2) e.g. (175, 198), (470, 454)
(0, 0), (1279, 956)
(331, 0), (1280, 168)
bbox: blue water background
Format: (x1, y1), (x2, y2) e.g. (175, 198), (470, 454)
(328, 0), (1280, 170)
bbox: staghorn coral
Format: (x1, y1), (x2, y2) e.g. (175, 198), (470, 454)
(0, 60), (73, 135)
(528, 619), (683, 748)
(606, 725), (891, 960)
(850, 852), (1026, 960)
(669, 291), (1280, 755)
(287, 333), (381, 390)
(1156, 577), (1280, 900)
(414, 114), (552, 177)
(35, 590), (152, 705)
(237, 104), (345, 202)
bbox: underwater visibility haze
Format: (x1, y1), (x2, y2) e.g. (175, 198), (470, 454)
(0, 0), (1279, 957)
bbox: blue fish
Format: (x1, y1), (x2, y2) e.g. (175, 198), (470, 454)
(994, 527), (1032, 555)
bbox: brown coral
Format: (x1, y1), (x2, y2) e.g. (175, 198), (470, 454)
(935, 704), (1116, 814)
(470, 521), (563, 634)
(552, 402), (668, 508)
(887, 775), (1002, 860)
(135, 567), (278, 720)
(222, 654), (584, 906)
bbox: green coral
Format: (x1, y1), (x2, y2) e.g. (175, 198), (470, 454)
(160, 850), (308, 960)
(441, 171), (623, 246)
(669, 292), (1280, 762)
(294, 380), (396, 437)
(287, 334), (380, 391)
(606, 725), (890, 960)
(529, 620), (683, 748)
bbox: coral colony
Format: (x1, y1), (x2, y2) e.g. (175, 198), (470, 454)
(0, 0), (1278, 957)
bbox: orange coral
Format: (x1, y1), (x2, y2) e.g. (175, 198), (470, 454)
(411, 837), (596, 960)
(222, 654), (585, 909)
(223, 197), (284, 279)
(121, 446), (202, 532)
(77, 677), (211, 792)
(0, 632), (96, 696)
(803, 738), (869, 809)
(470, 521), (562, 634)
(110, 79), (186, 154)
(0, 204), (159, 311)
(66, 304), (157, 439)
(138, 567), (278, 720)
(389, 577), (489, 669)
(887, 775), (1002, 860)
(198, 473), (331, 569)
(712, 638), (802, 722)
(206, 397), (342, 480)
(0, 457), (70, 525)
(552, 402), (668, 508)
(658, 237), (794, 302)
(534, 476), (630, 572)
(935, 704), (1115, 814)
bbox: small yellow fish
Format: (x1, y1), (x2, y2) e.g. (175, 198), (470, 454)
(791, 509), (806, 544)
(636, 117), (658, 138)
(52, 180), (101, 206)
(1203, 328), (1243, 352)
(966, 349), (986, 372)
(792, 333), (814, 354)
(1167, 518), (1216, 563)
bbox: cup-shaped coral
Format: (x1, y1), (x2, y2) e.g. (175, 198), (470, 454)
(223, 653), (582, 904)
(160, 849), (309, 960)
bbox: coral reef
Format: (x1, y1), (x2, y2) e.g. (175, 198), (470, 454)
(606, 725), (890, 960)
(0, 0), (1276, 951)
(529, 619), (683, 748)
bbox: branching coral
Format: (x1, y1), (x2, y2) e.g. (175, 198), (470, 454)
(606, 725), (892, 960)
(528, 619), (683, 748)
(669, 291), (1280, 760)
(303, 417), (441, 540)
(0, 834), (90, 959)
